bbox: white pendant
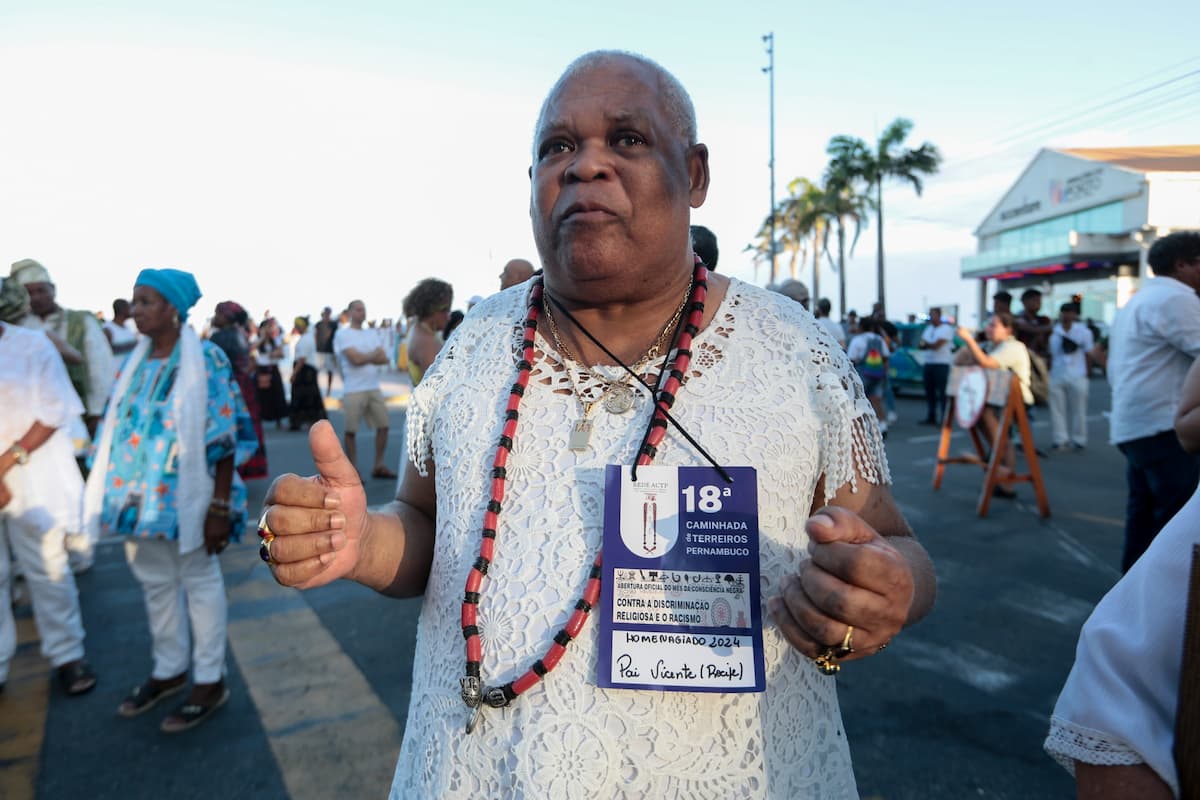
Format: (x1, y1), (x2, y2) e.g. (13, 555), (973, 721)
(603, 383), (635, 414)
(568, 418), (594, 451)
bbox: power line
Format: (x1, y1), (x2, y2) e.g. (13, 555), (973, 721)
(990, 59), (1200, 145)
(995, 72), (1199, 147)
(936, 75), (1200, 179)
(1120, 97), (1200, 137)
(936, 67), (1199, 179)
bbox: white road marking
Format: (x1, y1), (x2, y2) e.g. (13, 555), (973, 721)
(999, 584), (1096, 627)
(894, 639), (1021, 693)
(223, 546), (403, 800)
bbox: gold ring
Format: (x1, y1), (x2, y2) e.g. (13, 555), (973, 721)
(257, 508), (273, 539)
(812, 647), (841, 676)
(836, 625), (855, 657)
(259, 537), (275, 564)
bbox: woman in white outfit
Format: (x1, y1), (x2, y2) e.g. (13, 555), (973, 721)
(0, 276), (96, 696)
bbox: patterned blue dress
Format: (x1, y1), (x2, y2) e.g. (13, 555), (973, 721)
(93, 341), (257, 541)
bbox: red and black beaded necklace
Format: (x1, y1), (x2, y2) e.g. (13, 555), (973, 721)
(459, 259), (709, 734)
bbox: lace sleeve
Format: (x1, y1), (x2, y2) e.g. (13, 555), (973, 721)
(809, 324), (891, 504)
(1044, 716), (1146, 774)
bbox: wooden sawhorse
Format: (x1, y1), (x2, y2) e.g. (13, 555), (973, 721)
(932, 367), (1050, 518)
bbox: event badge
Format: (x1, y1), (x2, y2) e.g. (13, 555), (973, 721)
(597, 465), (765, 693)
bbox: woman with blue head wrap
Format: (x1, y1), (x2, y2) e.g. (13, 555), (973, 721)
(85, 268), (258, 732)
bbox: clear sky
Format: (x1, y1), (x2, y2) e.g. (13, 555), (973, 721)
(2, 0), (1198, 328)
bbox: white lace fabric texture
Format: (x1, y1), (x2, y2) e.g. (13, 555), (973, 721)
(1044, 716), (1145, 773)
(393, 278), (889, 799)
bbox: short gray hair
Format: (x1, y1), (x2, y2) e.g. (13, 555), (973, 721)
(771, 279), (810, 305)
(533, 50), (698, 155)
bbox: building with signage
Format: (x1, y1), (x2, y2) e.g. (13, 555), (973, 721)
(962, 145), (1200, 324)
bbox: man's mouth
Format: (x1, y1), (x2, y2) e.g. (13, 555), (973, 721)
(562, 202), (616, 223)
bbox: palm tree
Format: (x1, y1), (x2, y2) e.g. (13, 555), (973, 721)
(826, 118), (941, 312)
(744, 218), (778, 284)
(820, 162), (872, 320)
(776, 177), (830, 297)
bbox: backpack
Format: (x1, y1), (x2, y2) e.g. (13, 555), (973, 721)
(856, 334), (886, 380)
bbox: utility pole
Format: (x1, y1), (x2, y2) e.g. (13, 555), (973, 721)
(762, 32), (776, 285)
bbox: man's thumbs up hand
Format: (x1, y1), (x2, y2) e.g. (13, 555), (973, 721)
(261, 420), (367, 590)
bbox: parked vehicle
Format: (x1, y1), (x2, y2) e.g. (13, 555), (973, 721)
(888, 323), (926, 396)
(886, 321), (965, 396)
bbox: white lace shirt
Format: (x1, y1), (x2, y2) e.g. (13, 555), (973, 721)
(392, 278), (890, 799)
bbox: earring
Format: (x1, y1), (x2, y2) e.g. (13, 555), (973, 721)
(172, 310), (180, 328)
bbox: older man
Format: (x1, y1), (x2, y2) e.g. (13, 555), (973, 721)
(10, 259), (113, 437)
(498, 257), (534, 290)
(261, 51), (934, 798)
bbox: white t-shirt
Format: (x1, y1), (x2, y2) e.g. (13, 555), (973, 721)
(1107, 276), (1200, 444)
(1049, 323), (1094, 381)
(255, 335), (285, 367)
(293, 329), (317, 366)
(920, 322), (955, 365)
(846, 331), (891, 363)
(103, 319), (139, 379)
(333, 326), (382, 394)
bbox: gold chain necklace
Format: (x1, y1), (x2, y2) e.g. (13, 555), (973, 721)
(542, 280), (691, 450)
(543, 280), (690, 408)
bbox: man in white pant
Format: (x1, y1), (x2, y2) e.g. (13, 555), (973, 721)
(0, 277), (96, 696)
(1049, 301), (1094, 452)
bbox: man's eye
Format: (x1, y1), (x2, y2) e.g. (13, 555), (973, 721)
(538, 140), (571, 159)
(614, 133), (646, 147)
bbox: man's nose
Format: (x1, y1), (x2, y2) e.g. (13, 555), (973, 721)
(565, 140), (612, 182)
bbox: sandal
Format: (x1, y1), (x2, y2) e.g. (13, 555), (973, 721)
(58, 659), (98, 696)
(371, 466), (398, 480)
(117, 677), (187, 718)
(160, 686), (231, 734)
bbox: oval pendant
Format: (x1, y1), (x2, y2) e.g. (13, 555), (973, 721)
(603, 383), (635, 414)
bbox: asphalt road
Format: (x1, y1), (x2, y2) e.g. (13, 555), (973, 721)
(9, 378), (1126, 799)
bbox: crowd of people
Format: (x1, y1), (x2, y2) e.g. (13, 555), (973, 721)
(1, 48), (1197, 799)
(0, 258), (474, 727)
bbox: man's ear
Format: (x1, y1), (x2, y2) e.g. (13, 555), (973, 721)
(687, 144), (710, 208)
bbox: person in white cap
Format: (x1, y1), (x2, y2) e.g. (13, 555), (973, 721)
(10, 259), (114, 438)
(11, 259), (114, 572)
